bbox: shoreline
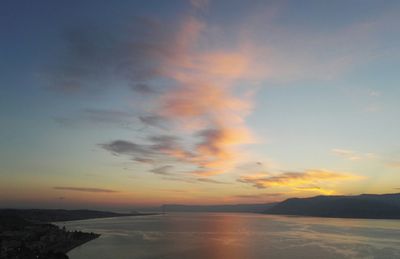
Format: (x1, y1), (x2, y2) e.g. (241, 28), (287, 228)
(64, 232), (101, 254)
(0, 210), (160, 258)
(62, 213), (162, 256)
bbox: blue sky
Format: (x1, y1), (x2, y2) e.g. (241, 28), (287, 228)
(1, 0), (400, 209)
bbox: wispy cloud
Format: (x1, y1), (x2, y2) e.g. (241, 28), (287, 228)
(150, 165), (174, 175)
(130, 83), (156, 94)
(139, 115), (168, 129)
(294, 185), (335, 195)
(332, 148), (376, 161)
(196, 178), (229, 184)
(386, 161), (400, 168)
(234, 193), (283, 199)
(54, 186), (118, 193)
(190, 0), (209, 10)
(161, 176), (196, 184)
(368, 90), (381, 97)
(238, 169), (362, 193)
(133, 157), (155, 164)
(54, 108), (134, 128)
(101, 138), (190, 166)
(101, 140), (152, 156)
(161, 176), (229, 185)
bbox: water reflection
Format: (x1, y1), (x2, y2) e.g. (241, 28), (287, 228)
(60, 213), (400, 259)
(198, 213), (249, 259)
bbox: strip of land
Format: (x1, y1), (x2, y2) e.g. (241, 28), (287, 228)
(0, 209), (156, 259)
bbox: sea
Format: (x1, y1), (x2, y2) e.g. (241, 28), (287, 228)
(57, 213), (400, 259)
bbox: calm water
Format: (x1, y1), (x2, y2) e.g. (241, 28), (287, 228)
(58, 213), (400, 259)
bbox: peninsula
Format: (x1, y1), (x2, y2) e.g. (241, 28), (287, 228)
(0, 209), (153, 258)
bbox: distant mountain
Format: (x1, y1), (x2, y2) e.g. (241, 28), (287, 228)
(0, 209), (146, 223)
(162, 203), (276, 213)
(265, 193), (400, 219)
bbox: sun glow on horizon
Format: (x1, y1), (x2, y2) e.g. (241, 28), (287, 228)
(1, 0), (400, 209)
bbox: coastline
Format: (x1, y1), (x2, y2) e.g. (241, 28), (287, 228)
(63, 232), (101, 254)
(0, 210), (160, 258)
(61, 213), (162, 256)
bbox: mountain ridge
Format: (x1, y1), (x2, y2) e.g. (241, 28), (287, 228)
(265, 193), (400, 219)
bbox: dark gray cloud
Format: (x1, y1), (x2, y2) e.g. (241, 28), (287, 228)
(54, 186), (118, 193)
(236, 161), (264, 171)
(196, 178), (229, 184)
(47, 17), (178, 93)
(101, 134), (193, 162)
(195, 128), (223, 155)
(82, 108), (133, 122)
(139, 115), (167, 129)
(148, 135), (180, 150)
(130, 83), (155, 94)
(234, 193), (283, 199)
(150, 165), (174, 175)
(54, 108), (134, 128)
(139, 115), (171, 130)
(133, 157), (155, 164)
(47, 27), (118, 92)
(101, 140), (151, 156)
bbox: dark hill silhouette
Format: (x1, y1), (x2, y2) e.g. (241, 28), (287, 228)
(265, 193), (400, 219)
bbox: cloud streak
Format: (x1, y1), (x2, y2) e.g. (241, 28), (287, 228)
(150, 165), (174, 175)
(238, 169), (362, 193)
(54, 186), (118, 193)
(332, 148), (376, 161)
(234, 193), (283, 199)
(196, 178), (229, 184)
(54, 108), (135, 128)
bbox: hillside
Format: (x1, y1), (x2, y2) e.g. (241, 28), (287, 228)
(265, 193), (400, 219)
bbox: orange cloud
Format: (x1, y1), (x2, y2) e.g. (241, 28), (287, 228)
(141, 15), (259, 176)
(155, 126), (253, 176)
(161, 83), (251, 120)
(238, 169), (363, 190)
(294, 185), (336, 195)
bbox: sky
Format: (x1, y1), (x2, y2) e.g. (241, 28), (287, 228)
(1, 0), (400, 209)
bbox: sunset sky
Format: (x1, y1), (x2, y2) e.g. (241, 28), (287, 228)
(1, 0), (400, 209)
